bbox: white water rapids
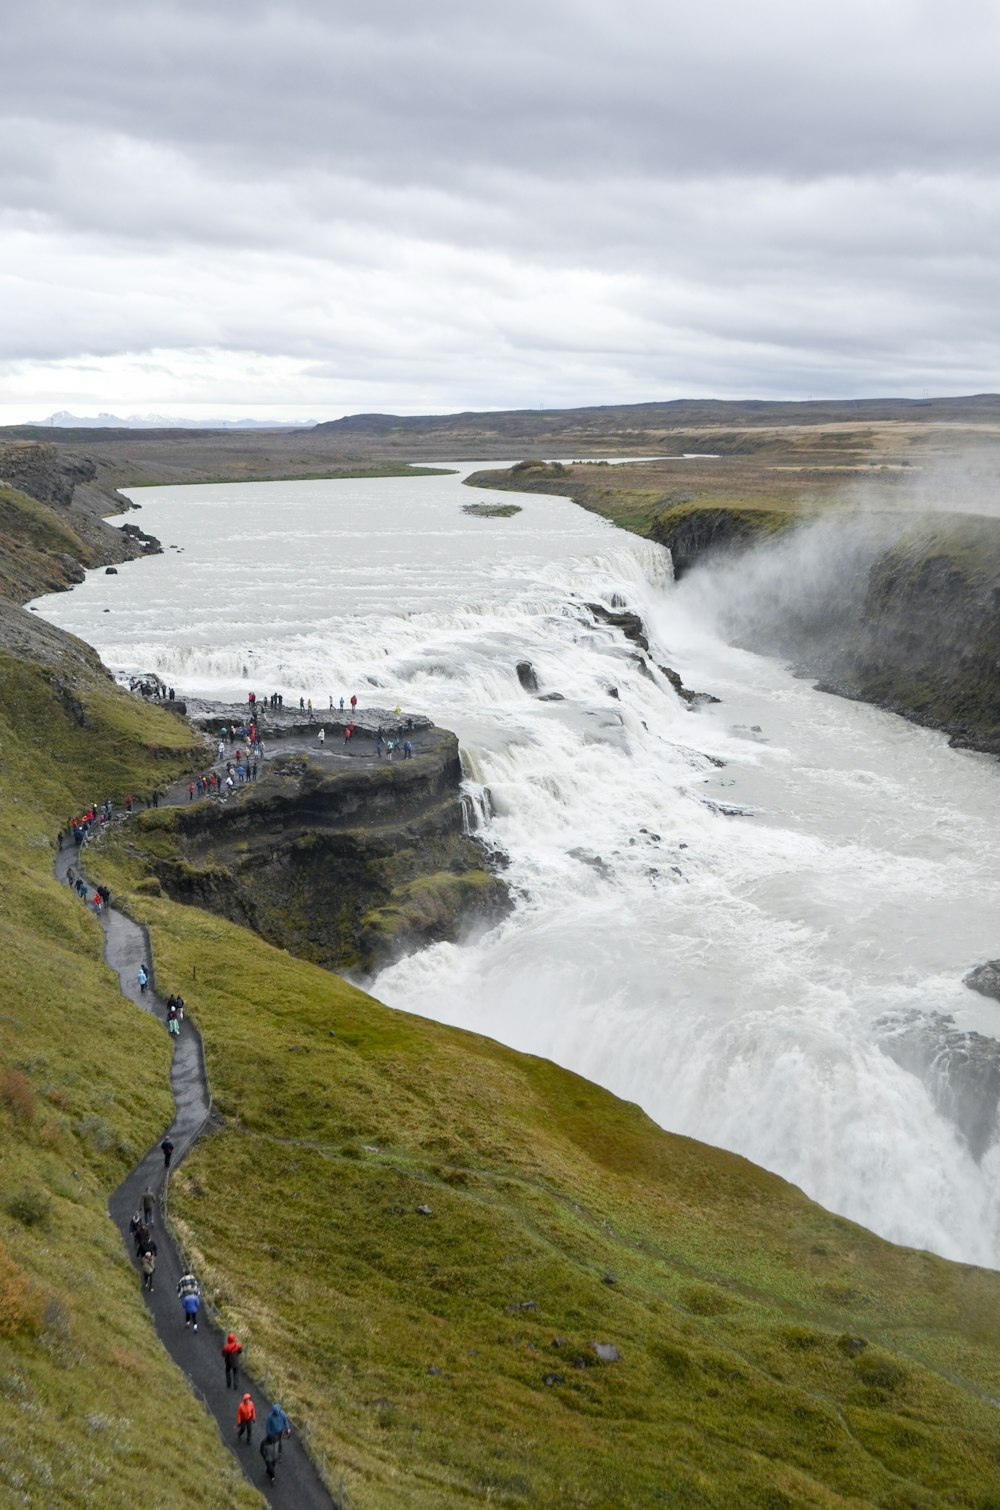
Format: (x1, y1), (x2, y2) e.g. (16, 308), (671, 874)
(32, 466), (1000, 1266)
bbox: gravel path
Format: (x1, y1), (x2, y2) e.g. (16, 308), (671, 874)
(56, 836), (340, 1509)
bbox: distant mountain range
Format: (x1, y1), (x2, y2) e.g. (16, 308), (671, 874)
(313, 394), (1000, 436)
(33, 411), (317, 430)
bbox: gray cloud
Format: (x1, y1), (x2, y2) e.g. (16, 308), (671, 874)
(1, 0), (999, 418)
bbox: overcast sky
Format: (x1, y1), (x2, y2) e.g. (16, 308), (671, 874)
(2, 0), (998, 422)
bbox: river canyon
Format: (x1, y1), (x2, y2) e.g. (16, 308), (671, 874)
(31, 464), (1000, 1268)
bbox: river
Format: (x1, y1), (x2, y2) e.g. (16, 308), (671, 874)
(31, 465), (1000, 1266)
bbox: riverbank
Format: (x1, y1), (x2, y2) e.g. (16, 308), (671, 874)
(468, 459), (1000, 758)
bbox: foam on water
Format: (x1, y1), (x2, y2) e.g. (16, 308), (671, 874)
(31, 466), (1000, 1265)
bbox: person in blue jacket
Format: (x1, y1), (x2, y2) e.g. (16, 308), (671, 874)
(264, 1402), (291, 1456)
(177, 1271), (201, 1331)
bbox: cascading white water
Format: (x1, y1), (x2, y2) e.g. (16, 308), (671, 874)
(31, 467), (1000, 1265)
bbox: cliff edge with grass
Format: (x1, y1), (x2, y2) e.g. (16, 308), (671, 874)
(470, 458), (1000, 756)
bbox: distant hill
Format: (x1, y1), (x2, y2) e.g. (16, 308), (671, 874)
(313, 394), (1000, 438)
(30, 410), (312, 431)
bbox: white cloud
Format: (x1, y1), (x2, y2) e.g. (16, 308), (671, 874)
(2, 0), (999, 420)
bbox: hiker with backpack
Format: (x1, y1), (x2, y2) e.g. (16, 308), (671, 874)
(177, 1272), (201, 1331)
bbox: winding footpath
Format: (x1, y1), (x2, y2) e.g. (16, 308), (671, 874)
(56, 828), (339, 1508)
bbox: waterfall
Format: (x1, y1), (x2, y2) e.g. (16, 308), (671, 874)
(30, 466), (1000, 1266)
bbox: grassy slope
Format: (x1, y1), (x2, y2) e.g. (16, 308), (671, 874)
(87, 825), (1000, 1509)
(0, 652), (261, 1510)
(0, 482), (97, 599)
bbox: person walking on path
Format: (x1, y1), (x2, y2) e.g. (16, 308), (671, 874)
(236, 1393), (256, 1445)
(178, 1272), (201, 1331)
(140, 1240), (157, 1292)
(260, 1435), (280, 1484)
(222, 1331), (243, 1390)
(161, 1135), (174, 1168)
(264, 1402), (291, 1458)
(138, 965), (149, 993)
(141, 1185), (155, 1227)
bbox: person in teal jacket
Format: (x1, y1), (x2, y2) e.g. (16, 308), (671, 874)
(264, 1402), (290, 1456)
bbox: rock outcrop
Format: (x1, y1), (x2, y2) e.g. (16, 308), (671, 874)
(124, 731), (509, 972)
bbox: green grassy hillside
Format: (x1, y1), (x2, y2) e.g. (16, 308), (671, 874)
(0, 651), (262, 1508)
(85, 825), (1000, 1509)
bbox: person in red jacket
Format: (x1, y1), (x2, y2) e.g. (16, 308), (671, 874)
(222, 1331), (243, 1390)
(236, 1392), (256, 1445)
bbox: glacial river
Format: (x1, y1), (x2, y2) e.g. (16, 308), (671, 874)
(32, 465), (1000, 1266)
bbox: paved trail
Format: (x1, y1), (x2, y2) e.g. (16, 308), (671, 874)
(57, 838), (339, 1508)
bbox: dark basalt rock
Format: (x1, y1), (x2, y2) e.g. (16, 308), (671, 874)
(105, 566), (118, 574)
(56, 554), (86, 585)
(964, 960), (1000, 1003)
(569, 848), (610, 878)
(124, 728), (510, 975)
(515, 661), (538, 692)
(587, 602), (649, 653)
(877, 1009), (1000, 1161)
(659, 662), (720, 706)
